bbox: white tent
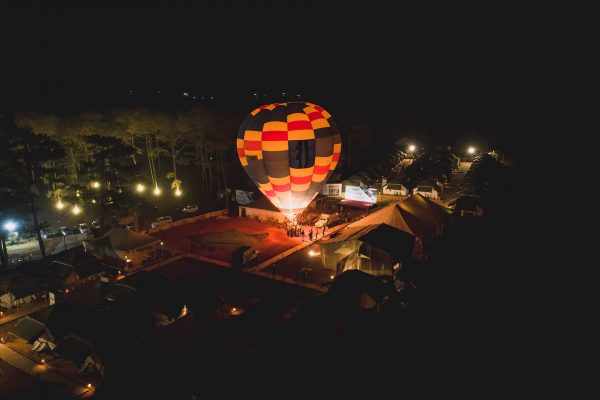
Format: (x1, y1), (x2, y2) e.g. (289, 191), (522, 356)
(84, 228), (159, 269)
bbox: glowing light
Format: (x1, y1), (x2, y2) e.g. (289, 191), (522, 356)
(41, 359), (45, 364)
(330, 275), (335, 280)
(174, 188), (182, 196)
(408, 144), (416, 152)
(160, 241), (164, 246)
(76, 190), (80, 197)
(87, 383), (92, 389)
(153, 186), (161, 196)
(56, 200), (65, 209)
(232, 307), (237, 312)
(136, 183), (145, 193)
(308, 249), (320, 257)
(92, 181), (100, 189)
(3, 221), (17, 232)
(65, 289), (69, 294)
(468, 146), (476, 155)
(72, 205), (81, 215)
(91, 199), (96, 204)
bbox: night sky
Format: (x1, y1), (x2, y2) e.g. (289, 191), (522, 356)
(1, 3), (548, 155)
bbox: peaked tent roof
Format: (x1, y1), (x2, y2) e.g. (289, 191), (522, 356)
(347, 202), (433, 238)
(89, 227), (158, 252)
(399, 194), (452, 226)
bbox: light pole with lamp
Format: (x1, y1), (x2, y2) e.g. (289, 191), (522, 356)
(1, 221), (18, 268)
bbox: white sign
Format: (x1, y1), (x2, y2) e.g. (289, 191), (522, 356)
(344, 185), (378, 204)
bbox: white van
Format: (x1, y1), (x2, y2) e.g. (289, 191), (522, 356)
(315, 213), (339, 228)
(151, 216), (173, 228)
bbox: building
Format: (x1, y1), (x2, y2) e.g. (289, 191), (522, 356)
(106, 271), (187, 327)
(0, 272), (47, 311)
(320, 223), (415, 276)
(383, 181), (408, 196)
(320, 183), (343, 197)
(413, 179), (443, 199)
(454, 195), (485, 217)
(48, 246), (106, 291)
(238, 195), (286, 223)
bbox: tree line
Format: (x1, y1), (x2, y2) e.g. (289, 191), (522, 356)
(0, 106), (238, 265)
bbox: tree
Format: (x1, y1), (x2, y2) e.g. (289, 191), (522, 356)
(0, 115), (65, 258)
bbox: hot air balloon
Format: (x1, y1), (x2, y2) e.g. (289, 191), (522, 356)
(237, 102), (342, 221)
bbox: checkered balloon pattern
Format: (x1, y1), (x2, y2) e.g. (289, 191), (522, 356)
(237, 102), (342, 221)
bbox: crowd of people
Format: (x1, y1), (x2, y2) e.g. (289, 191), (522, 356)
(285, 223), (327, 241)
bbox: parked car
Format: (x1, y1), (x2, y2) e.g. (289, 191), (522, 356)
(78, 223), (90, 233)
(314, 213), (340, 228)
(59, 226), (74, 236)
(120, 223), (134, 231)
(151, 216), (173, 228)
(182, 204), (199, 213)
(40, 228), (53, 239)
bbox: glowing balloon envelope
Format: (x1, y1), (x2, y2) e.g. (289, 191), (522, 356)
(237, 102), (342, 221)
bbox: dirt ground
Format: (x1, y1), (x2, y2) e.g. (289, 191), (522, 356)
(150, 217), (303, 263)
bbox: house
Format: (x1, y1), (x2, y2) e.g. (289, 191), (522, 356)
(55, 334), (104, 376)
(48, 246), (106, 291)
(0, 272), (47, 310)
(413, 179), (443, 199)
(399, 194), (453, 237)
(454, 195), (485, 217)
(383, 181), (408, 196)
(238, 195), (286, 224)
(9, 314), (47, 344)
(106, 271), (186, 327)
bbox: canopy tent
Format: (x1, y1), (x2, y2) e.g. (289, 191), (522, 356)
(320, 223), (414, 277)
(84, 228), (158, 269)
(348, 202), (435, 239)
(398, 194), (453, 236)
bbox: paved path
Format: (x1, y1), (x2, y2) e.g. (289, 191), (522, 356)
(0, 343), (93, 398)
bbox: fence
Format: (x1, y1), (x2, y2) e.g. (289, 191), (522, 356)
(144, 209), (229, 234)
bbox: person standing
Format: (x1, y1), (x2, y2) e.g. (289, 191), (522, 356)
(309, 229), (313, 241)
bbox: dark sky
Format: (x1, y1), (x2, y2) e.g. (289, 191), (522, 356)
(1, 2), (553, 154)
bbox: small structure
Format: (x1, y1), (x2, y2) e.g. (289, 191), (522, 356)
(238, 195), (285, 223)
(320, 223), (414, 276)
(9, 315), (47, 344)
(48, 246), (106, 291)
(84, 227), (159, 271)
(55, 334), (103, 376)
(412, 179), (443, 199)
(106, 271), (186, 327)
(383, 181), (408, 196)
(0, 272), (46, 311)
(454, 195), (485, 217)
(320, 183), (343, 198)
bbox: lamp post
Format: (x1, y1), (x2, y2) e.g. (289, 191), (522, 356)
(1, 221), (18, 268)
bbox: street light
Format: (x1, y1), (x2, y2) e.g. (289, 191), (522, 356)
(468, 146), (476, 155)
(408, 144), (416, 153)
(3, 221), (17, 232)
(91, 181), (100, 189)
(72, 205), (82, 215)
(136, 183), (146, 193)
(153, 186), (161, 196)
(174, 188), (182, 197)
(56, 200), (65, 210)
